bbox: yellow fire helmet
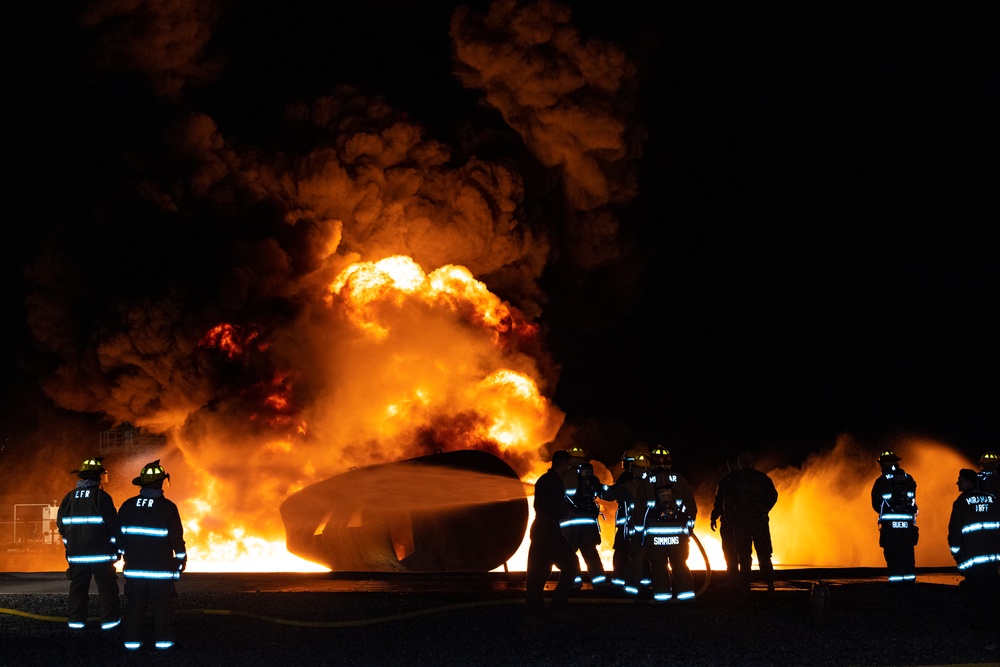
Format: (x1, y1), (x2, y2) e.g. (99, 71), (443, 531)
(621, 448), (639, 463)
(650, 446), (672, 467)
(132, 460), (170, 486)
(633, 453), (651, 471)
(71, 457), (105, 475)
(877, 450), (901, 464)
(568, 446), (587, 458)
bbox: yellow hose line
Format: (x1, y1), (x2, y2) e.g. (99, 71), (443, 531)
(1, 539), (714, 628)
(0, 600), (524, 628)
(1, 585), (711, 629)
(0, 607), (68, 623)
(180, 599), (519, 628)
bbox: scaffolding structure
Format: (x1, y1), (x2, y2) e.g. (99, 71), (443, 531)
(97, 422), (166, 455)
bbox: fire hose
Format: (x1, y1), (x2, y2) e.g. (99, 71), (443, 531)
(0, 533), (714, 627)
(691, 530), (713, 597)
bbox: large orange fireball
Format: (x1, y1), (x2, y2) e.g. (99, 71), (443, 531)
(171, 255), (563, 571)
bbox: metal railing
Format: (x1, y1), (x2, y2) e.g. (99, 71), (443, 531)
(6, 504), (60, 546)
(98, 424), (166, 454)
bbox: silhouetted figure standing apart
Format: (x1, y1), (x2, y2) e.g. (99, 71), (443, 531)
(525, 450), (580, 623)
(870, 450), (918, 584)
(710, 458), (738, 578)
(948, 467), (1000, 630)
(725, 452), (778, 593)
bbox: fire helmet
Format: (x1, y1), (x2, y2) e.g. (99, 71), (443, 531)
(132, 460), (170, 486)
(877, 450), (901, 464)
(568, 446), (587, 459)
(621, 448), (639, 463)
(633, 453), (651, 471)
(71, 457), (105, 475)
(981, 451), (999, 470)
(650, 446), (672, 467)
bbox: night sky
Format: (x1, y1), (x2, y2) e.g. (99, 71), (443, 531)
(2, 1), (998, 481)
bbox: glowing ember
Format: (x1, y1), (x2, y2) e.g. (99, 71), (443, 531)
(199, 323), (264, 360)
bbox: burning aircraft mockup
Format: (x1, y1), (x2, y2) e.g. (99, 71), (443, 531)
(280, 449), (529, 572)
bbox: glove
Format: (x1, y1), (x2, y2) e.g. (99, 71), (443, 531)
(176, 557), (187, 573)
(710, 519), (717, 532)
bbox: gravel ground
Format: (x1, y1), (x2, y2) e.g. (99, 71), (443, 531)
(2, 579), (998, 666)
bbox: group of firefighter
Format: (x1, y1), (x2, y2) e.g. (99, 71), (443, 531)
(527, 444), (1000, 627)
(565, 445), (703, 601)
(525, 444), (778, 620)
(55, 457), (186, 651)
(872, 448), (1000, 628)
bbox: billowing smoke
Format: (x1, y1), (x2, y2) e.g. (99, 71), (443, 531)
(80, 0), (224, 97)
(21, 0), (641, 566)
(451, 0), (643, 268)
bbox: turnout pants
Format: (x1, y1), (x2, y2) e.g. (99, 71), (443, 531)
(612, 527), (629, 584)
(644, 537), (693, 600)
(878, 522), (917, 582)
(525, 529), (579, 614)
(719, 519), (738, 576)
(734, 516), (774, 588)
(564, 523), (605, 584)
(123, 579), (177, 647)
(67, 563), (120, 627)
(962, 562), (1000, 629)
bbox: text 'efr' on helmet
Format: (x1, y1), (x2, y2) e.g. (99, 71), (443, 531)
(877, 450), (901, 464)
(133, 460), (170, 486)
(71, 457), (105, 475)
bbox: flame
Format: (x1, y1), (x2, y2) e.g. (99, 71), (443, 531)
(170, 254), (562, 571)
(499, 436), (971, 576)
(198, 323), (264, 360)
(329, 256), (524, 344)
(685, 435), (969, 573)
(20, 1), (648, 575)
(764, 435), (964, 568)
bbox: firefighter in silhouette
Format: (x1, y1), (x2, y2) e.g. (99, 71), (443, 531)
(870, 450), (918, 584)
(642, 446), (698, 601)
(57, 457), (121, 631)
(710, 457), (738, 578)
(602, 452), (654, 597)
(525, 450), (580, 623)
(560, 446), (607, 588)
(601, 447), (640, 587)
(118, 460), (187, 650)
(948, 468), (1000, 629)
(725, 452), (778, 593)
(978, 451), (999, 496)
